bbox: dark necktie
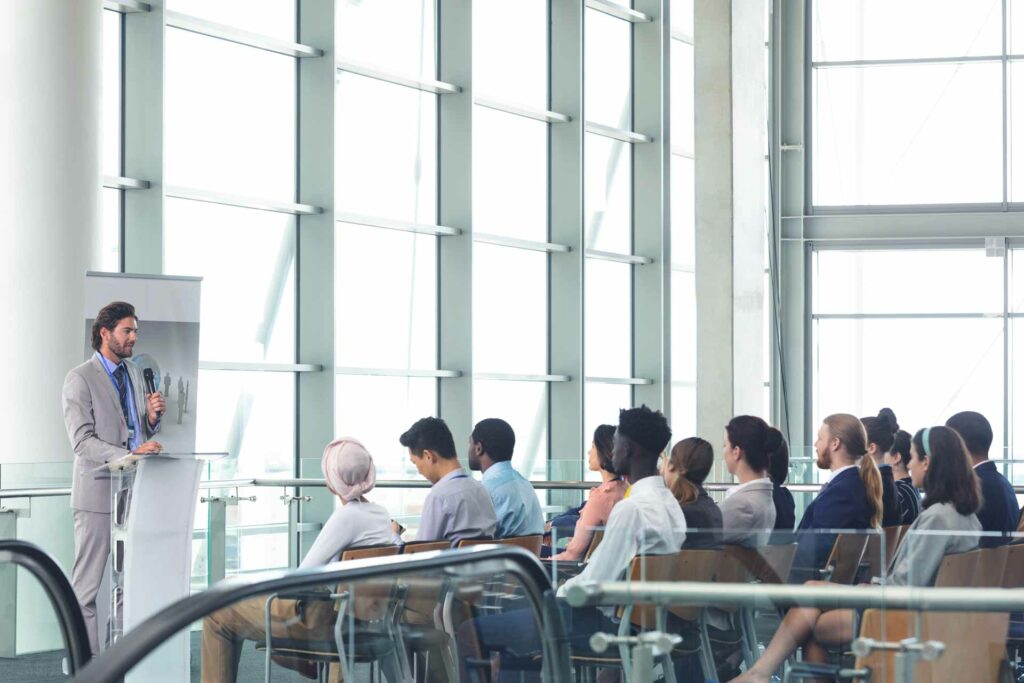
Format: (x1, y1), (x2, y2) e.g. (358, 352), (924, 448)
(113, 364), (134, 429)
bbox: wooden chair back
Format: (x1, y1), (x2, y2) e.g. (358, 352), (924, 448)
(583, 529), (605, 562)
(976, 546), (1009, 588)
(623, 553), (679, 630)
(825, 533), (870, 585)
(752, 543), (798, 585)
(668, 549), (721, 622)
(401, 540), (451, 554)
(861, 531), (885, 580)
(857, 608), (1008, 683)
(457, 535), (544, 556)
(1001, 542), (1024, 588)
(340, 544), (401, 562)
(933, 549), (981, 588)
(714, 545), (759, 614)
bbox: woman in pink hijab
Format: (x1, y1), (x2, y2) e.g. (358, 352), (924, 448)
(201, 437), (395, 681)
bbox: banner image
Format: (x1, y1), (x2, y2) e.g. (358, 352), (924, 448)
(82, 273), (202, 455)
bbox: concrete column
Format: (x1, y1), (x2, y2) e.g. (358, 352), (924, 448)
(0, 0), (101, 466)
(695, 0), (765, 475)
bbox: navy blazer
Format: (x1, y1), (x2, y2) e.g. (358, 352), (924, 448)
(791, 467), (874, 582)
(974, 461), (1020, 548)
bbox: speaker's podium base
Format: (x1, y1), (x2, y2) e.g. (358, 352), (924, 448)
(101, 451), (225, 682)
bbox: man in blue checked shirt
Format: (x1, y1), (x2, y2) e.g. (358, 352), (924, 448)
(468, 418), (545, 538)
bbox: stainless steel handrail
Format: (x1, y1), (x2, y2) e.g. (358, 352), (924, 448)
(565, 580), (1024, 612)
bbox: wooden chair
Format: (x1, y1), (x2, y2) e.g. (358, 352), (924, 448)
(584, 528), (605, 561)
(401, 540), (451, 554)
(932, 549), (981, 588)
(570, 554), (680, 683)
(665, 549), (722, 683)
(754, 543), (799, 585)
(976, 546), (1009, 588)
(1017, 508), (1024, 533)
(458, 534), (544, 557)
(340, 544), (400, 562)
(822, 533), (870, 585)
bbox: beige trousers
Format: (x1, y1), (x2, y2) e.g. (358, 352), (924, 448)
(72, 509), (111, 655)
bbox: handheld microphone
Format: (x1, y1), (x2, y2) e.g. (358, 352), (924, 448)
(143, 369), (162, 418)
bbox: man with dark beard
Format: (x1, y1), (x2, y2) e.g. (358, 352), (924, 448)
(62, 301), (165, 654)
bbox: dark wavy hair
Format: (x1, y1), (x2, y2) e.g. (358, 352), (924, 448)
(91, 301), (137, 351)
(892, 430), (912, 468)
(913, 425), (982, 516)
(592, 424), (616, 473)
(725, 415), (782, 473)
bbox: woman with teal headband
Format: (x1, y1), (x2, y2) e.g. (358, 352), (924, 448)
(732, 424), (982, 683)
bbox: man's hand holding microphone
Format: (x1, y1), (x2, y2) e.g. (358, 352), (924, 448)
(135, 368), (166, 456)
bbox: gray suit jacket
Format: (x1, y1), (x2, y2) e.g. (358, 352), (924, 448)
(720, 478), (777, 548)
(62, 355), (159, 512)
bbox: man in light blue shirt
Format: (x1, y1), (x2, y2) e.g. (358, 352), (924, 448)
(468, 418), (545, 538)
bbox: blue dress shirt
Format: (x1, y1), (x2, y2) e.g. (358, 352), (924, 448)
(481, 460), (545, 537)
(96, 353), (142, 451)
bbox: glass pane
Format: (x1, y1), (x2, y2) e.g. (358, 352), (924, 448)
(585, 8), (632, 129)
(165, 29), (296, 200)
(585, 381), (631, 475)
(1002, 62), (1024, 203)
(813, 249), (1002, 314)
(1008, 249), (1024, 311)
(336, 0), (435, 78)
(671, 383), (697, 443)
(334, 375), (437, 480)
(473, 244), (548, 374)
(813, 318), (1005, 458)
(1009, 318), (1024, 478)
(165, 198), (296, 363)
(671, 41), (694, 151)
(199, 370), (296, 479)
(812, 0), (1001, 62)
(335, 222), (437, 370)
(671, 272), (696, 381)
(100, 187), (121, 272)
(671, 155), (695, 267)
(474, 0), (547, 109)
(474, 380), (549, 480)
(102, 9), (121, 176)
(473, 106), (548, 241)
(0, 567), (74, 674)
(813, 62), (1002, 206)
(585, 258), (632, 378)
(585, 133), (632, 253)
(166, 0), (296, 41)
(671, 0), (694, 36)
(336, 73), (437, 224)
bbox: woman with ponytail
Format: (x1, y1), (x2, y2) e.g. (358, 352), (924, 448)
(664, 437), (723, 548)
(790, 414), (883, 582)
(732, 425), (980, 683)
(719, 416), (779, 547)
(861, 408), (901, 527)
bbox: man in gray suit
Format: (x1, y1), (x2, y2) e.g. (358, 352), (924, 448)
(62, 301), (165, 653)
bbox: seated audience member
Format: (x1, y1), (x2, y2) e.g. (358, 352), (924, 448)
(399, 417), (497, 543)
(458, 405), (686, 670)
(732, 425), (981, 683)
(719, 416), (778, 547)
(946, 410), (1019, 547)
(468, 418), (544, 538)
(550, 424), (627, 561)
(663, 436), (723, 548)
(767, 428), (796, 533)
(791, 414), (882, 582)
(888, 429), (921, 525)
(202, 438), (395, 682)
(861, 408), (901, 527)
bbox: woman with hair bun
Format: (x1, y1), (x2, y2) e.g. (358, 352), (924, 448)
(720, 416), (778, 547)
(861, 407), (901, 527)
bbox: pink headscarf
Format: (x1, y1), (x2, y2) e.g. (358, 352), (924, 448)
(321, 437), (377, 502)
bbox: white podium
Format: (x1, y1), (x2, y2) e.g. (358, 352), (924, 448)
(102, 452), (225, 682)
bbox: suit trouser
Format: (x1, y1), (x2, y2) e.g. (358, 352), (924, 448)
(201, 596), (338, 682)
(72, 509), (110, 655)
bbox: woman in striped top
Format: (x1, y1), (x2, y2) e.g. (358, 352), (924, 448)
(888, 429), (921, 525)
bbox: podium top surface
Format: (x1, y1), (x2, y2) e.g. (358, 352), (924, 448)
(92, 452), (229, 475)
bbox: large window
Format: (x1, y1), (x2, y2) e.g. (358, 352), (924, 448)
(812, 247), (1010, 473)
(100, 9), (121, 272)
(810, 0), (1007, 207)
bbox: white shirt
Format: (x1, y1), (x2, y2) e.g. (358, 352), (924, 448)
(558, 475), (687, 599)
(829, 464), (858, 480)
(299, 500), (396, 568)
(725, 476), (772, 498)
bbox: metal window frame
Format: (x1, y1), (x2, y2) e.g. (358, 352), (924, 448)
(103, 176), (150, 190)
(165, 185), (322, 215)
(474, 95), (571, 124)
(336, 59), (460, 95)
(104, 0), (150, 13)
(474, 233), (572, 253)
(165, 11), (323, 58)
(585, 121), (653, 143)
(586, 0), (653, 24)
(335, 211), (461, 237)
(334, 367), (461, 379)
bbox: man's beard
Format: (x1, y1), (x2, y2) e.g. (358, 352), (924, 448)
(815, 449), (830, 470)
(109, 338), (133, 359)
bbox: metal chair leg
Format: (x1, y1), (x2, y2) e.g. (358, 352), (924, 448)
(698, 609), (720, 683)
